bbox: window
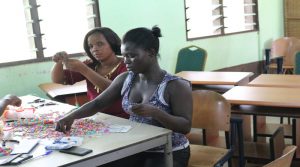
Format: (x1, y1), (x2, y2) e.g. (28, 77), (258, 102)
(0, 0), (100, 67)
(184, 0), (258, 40)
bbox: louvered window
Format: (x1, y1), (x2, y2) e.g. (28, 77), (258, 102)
(0, 0), (100, 67)
(185, 0), (259, 40)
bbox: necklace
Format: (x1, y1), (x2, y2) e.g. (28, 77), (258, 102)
(94, 61), (122, 93)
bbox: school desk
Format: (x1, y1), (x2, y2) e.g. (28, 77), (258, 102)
(248, 74), (300, 88)
(9, 95), (173, 167)
(247, 74), (300, 140)
(175, 71), (253, 85)
(223, 86), (300, 158)
(175, 71), (254, 93)
(39, 80), (89, 106)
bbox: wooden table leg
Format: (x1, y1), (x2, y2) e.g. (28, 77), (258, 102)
(165, 133), (173, 167)
(232, 114), (252, 141)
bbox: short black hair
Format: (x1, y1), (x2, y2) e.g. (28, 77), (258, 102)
(83, 27), (121, 64)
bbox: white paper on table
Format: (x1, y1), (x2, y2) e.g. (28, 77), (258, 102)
(107, 125), (132, 133)
(10, 139), (39, 154)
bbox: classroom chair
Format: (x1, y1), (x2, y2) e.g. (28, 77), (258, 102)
(263, 145), (297, 167)
(253, 116), (296, 145)
(175, 45), (207, 73)
(266, 37), (300, 74)
(187, 90), (244, 167)
(235, 127), (287, 166)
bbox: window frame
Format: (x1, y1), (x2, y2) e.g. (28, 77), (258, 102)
(184, 0), (259, 41)
(0, 0), (101, 68)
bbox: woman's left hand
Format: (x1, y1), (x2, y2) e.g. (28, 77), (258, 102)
(63, 59), (86, 73)
(130, 103), (158, 117)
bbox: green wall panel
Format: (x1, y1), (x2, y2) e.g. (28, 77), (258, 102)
(0, 0), (284, 97)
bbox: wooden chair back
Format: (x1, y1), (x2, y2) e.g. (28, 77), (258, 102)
(192, 90), (231, 132)
(239, 126), (287, 166)
(270, 127), (285, 160)
(271, 37), (300, 67)
(271, 37), (290, 59)
(188, 90), (237, 167)
(263, 145), (297, 167)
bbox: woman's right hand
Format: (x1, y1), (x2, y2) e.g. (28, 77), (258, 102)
(3, 95), (22, 107)
(53, 51), (68, 63)
(55, 115), (75, 134)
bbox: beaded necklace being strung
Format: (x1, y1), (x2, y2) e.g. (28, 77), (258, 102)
(94, 61), (121, 93)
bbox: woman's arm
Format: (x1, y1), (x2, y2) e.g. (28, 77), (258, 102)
(156, 80), (192, 133)
(64, 59), (126, 92)
(51, 52), (67, 84)
(56, 72), (129, 133)
(78, 60), (126, 92)
(51, 61), (65, 84)
(51, 56), (112, 88)
(72, 60), (113, 91)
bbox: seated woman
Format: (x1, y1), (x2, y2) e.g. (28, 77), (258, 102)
(55, 26), (192, 167)
(51, 27), (128, 119)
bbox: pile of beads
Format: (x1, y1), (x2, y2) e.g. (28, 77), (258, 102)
(0, 147), (12, 157)
(10, 118), (109, 139)
(6, 118), (54, 126)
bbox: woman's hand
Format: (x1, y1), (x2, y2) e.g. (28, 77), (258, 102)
(55, 115), (75, 134)
(130, 103), (158, 118)
(3, 95), (21, 107)
(83, 59), (93, 64)
(63, 59), (87, 73)
(53, 51), (68, 63)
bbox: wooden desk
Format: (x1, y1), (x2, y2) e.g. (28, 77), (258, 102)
(176, 71), (253, 85)
(223, 86), (300, 107)
(248, 74), (300, 141)
(39, 80), (89, 106)
(223, 86), (300, 158)
(248, 74), (300, 88)
(13, 95), (173, 167)
(176, 71), (253, 93)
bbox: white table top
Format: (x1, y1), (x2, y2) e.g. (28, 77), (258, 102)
(2, 95), (173, 167)
(20, 114), (171, 167)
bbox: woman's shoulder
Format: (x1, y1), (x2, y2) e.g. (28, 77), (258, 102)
(165, 73), (190, 83)
(115, 71), (131, 82)
(164, 73), (191, 90)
